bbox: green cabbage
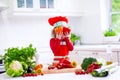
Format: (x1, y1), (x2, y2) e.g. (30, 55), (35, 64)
(6, 60), (24, 77)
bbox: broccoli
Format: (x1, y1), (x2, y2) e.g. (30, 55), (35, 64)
(81, 57), (97, 71)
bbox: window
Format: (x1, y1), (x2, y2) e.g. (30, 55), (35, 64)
(17, 0), (33, 8)
(26, 0), (33, 8)
(15, 0), (54, 9)
(17, 0), (24, 8)
(111, 0), (120, 33)
(40, 0), (46, 8)
(39, 0), (54, 8)
(48, 0), (54, 8)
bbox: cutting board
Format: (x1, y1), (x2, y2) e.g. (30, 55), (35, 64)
(43, 68), (82, 74)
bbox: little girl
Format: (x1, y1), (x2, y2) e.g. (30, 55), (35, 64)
(48, 16), (74, 64)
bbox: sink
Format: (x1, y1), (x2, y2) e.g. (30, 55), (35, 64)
(0, 59), (5, 74)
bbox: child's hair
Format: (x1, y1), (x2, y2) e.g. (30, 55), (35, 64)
(51, 27), (56, 38)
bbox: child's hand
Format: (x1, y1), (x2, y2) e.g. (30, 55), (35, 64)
(63, 32), (70, 38)
(56, 33), (63, 40)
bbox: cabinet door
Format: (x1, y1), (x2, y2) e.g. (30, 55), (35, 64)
(69, 51), (79, 64)
(118, 52), (120, 65)
(95, 52), (118, 63)
(77, 51), (118, 65)
(77, 51), (98, 65)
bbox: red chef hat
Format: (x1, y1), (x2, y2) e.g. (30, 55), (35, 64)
(48, 16), (68, 27)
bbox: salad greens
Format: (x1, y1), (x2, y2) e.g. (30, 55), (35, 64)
(3, 44), (36, 77)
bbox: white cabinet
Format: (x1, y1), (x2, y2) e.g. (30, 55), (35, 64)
(13, 0), (56, 16)
(12, 0), (83, 16)
(95, 51), (118, 62)
(69, 50), (118, 65)
(78, 51), (98, 64)
(69, 51), (79, 64)
(0, 2), (8, 12)
(118, 52), (120, 65)
(55, 0), (83, 16)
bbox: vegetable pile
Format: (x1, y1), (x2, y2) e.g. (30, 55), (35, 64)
(3, 44), (37, 77)
(47, 58), (77, 70)
(75, 57), (118, 77)
(81, 57), (97, 71)
(75, 57), (103, 76)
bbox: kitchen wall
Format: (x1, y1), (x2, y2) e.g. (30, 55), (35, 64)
(75, 0), (109, 44)
(0, 0), (109, 54)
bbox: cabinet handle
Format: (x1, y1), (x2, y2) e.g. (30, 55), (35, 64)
(92, 53), (98, 55)
(92, 53), (95, 54)
(75, 52), (78, 54)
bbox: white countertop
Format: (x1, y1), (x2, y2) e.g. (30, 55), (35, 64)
(74, 45), (120, 51)
(0, 67), (120, 80)
(29, 44), (120, 52)
(1, 45), (120, 55)
(36, 45), (120, 52)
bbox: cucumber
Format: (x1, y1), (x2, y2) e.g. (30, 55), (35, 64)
(99, 71), (108, 77)
(91, 70), (108, 77)
(91, 70), (99, 77)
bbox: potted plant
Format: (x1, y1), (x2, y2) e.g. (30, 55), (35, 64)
(70, 33), (81, 45)
(103, 28), (119, 42)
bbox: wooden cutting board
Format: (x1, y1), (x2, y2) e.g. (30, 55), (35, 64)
(43, 68), (82, 74)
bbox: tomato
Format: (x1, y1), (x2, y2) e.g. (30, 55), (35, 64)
(22, 73), (38, 77)
(63, 27), (71, 35)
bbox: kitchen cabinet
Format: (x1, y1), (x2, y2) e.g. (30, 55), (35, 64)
(55, 0), (83, 17)
(70, 50), (118, 65)
(13, 0), (83, 17)
(118, 52), (120, 65)
(0, 2), (8, 12)
(69, 51), (79, 64)
(13, 0), (55, 16)
(69, 45), (120, 66)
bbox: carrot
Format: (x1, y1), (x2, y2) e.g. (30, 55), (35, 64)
(54, 26), (63, 34)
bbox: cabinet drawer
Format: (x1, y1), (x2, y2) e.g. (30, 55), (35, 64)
(96, 52), (118, 63)
(69, 51), (79, 64)
(70, 51), (118, 65)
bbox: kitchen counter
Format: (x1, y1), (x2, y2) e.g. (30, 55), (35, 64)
(70, 45), (120, 65)
(74, 45), (120, 51)
(28, 45), (120, 52)
(0, 67), (120, 80)
(37, 45), (120, 52)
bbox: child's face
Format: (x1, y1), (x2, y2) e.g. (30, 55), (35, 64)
(54, 26), (63, 34)
(54, 26), (71, 39)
